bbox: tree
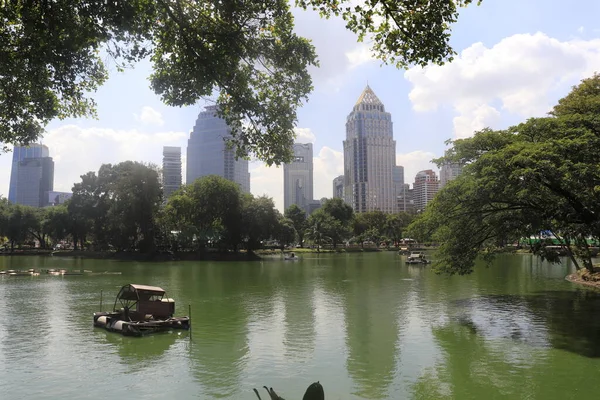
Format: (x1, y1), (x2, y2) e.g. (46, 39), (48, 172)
(68, 171), (99, 250)
(321, 197), (354, 226)
(306, 208), (350, 249)
(385, 212), (413, 246)
(5, 205), (37, 252)
(284, 204), (307, 247)
(1, 0), (480, 162)
(274, 215), (297, 251)
(105, 162), (163, 252)
(163, 175), (243, 251)
(241, 195), (279, 251)
(297, 0), (481, 68)
(407, 74), (600, 274)
(45, 205), (71, 247)
(0, 0), (316, 164)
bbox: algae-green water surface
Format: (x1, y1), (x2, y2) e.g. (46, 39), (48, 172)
(1, 252), (599, 399)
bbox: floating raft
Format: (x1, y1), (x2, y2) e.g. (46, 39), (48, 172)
(93, 284), (191, 337)
(94, 312), (190, 337)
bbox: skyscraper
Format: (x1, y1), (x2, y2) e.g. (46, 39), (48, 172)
(393, 165), (404, 199)
(332, 175), (344, 199)
(439, 151), (464, 189)
(283, 143), (314, 212)
(413, 169), (440, 211)
(343, 85), (397, 213)
(15, 156), (54, 207)
(8, 144), (49, 203)
(186, 105), (250, 193)
(162, 146), (182, 199)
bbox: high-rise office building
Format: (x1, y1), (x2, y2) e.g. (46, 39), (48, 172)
(393, 165), (404, 199)
(332, 175), (344, 199)
(413, 169), (440, 211)
(162, 146), (182, 199)
(343, 85), (397, 213)
(186, 105), (250, 193)
(439, 151), (464, 189)
(8, 144), (49, 203)
(15, 156), (54, 207)
(283, 143), (314, 212)
(397, 183), (415, 213)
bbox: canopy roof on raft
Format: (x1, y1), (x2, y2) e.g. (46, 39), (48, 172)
(117, 284), (166, 300)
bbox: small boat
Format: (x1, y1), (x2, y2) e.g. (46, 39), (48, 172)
(398, 247), (410, 255)
(93, 284), (191, 337)
(405, 252), (430, 265)
(284, 252), (299, 261)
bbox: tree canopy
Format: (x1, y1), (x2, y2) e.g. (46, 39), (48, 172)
(1, 0), (480, 162)
(407, 74), (600, 274)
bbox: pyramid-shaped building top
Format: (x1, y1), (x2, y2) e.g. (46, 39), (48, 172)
(354, 85), (385, 112)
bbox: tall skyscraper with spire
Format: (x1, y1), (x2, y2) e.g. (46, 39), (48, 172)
(343, 86), (397, 213)
(186, 105), (250, 193)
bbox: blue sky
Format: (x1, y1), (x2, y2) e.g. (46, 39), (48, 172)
(1, 0), (599, 211)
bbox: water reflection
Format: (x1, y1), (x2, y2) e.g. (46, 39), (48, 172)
(186, 263), (252, 399)
(282, 267), (316, 361)
(452, 289), (600, 357)
(337, 254), (404, 399)
(100, 331), (184, 368)
(3, 253), (600, 400)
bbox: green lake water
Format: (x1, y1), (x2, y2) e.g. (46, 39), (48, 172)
(1, 252), (600, 399)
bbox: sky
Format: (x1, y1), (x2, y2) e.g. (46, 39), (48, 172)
(1, 0), (599, 212)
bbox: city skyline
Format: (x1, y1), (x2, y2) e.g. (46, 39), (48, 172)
(0, 0), (597, 211)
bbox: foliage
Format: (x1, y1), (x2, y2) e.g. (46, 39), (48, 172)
(0, 0), (317, 164)
(296, 0), (482, 68)
(408, 74), (600, 274)
(321, 197), (354, 225)
(274, 216), (297, 250)
(305, 208), (350, 249)
(284, 204), (307, 246)
(69, 161), (162, 251)
(163, 175), (243, 250)
(1, 0), (481, 162)
(241, 195), (280, 251)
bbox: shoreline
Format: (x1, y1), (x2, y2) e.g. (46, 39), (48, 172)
(0, 246), (432, 262)
(565, 272), (600, 289)
(0, 250), (262, 262)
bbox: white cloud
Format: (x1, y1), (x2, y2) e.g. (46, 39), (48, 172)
(292, 7), (376, 92)
(37, 125), (185, 193)
(405, 32), (600, 138)
(294, 127), (316, 144)
(313, 146), (344, 200)
(250, 145), (343, 212)
(250, 162), (283, 210)
(135, 106), (165, 126)
(396, 151), (438, 187)
(578, 26), (585, 34)
(346, 45), (375, 69)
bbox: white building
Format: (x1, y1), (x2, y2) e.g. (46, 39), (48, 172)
(413, 169), (440, 211)
(162, 146), (182, 199)
(283, 143), (314, 213)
